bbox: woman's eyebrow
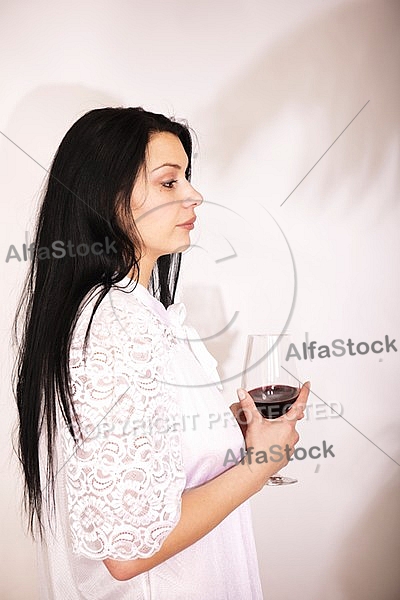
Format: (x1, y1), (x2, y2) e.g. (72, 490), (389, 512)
(151, 162), (187, 172)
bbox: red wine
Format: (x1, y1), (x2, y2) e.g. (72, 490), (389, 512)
(248, 385), (299, 419)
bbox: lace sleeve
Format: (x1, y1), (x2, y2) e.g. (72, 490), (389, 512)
(62, 292), (186, 560)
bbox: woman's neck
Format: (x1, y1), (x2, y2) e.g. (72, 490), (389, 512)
(127, 254), (156, 289)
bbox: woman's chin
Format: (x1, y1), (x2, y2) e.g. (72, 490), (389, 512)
(171, 233), (192, 254)
(171, 241), (191, 254)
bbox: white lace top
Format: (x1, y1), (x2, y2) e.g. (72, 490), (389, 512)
(37, 276), (263, 599)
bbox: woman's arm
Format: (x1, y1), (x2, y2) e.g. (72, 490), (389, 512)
(104, 452), (262, 580)
(103, 383), (309, 581)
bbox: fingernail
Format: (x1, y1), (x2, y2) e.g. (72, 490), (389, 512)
(237, 388), (246, 400)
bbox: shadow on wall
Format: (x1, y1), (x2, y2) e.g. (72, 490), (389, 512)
(1, 84), (122, 172)
(333, 457), (400, 599)
(182, 284), (238, 381)
(199, 0), (400, 216)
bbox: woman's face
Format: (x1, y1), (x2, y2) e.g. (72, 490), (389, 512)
(131, 131), (203, 265)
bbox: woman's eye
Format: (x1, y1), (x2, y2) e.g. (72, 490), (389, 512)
(162, 180), (178, 189)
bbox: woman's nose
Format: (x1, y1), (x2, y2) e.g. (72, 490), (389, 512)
(182, 183), (203, 207)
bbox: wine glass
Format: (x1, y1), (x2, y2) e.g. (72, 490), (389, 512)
(241, 333), (300, 486)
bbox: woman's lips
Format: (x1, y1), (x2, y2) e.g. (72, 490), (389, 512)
(177, 223), (194, 230)
(177, 217), (196, 230)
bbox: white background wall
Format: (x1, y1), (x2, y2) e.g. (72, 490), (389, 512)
(1, 1), (399, 598)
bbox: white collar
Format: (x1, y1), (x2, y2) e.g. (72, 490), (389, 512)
(116, 275), (171, 325)
(114, 275), (222, 389)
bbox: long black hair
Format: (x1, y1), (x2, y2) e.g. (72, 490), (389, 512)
(13, 106), (194, 538)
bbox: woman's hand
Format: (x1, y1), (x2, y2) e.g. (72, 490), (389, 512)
(230, 382), (310, 486)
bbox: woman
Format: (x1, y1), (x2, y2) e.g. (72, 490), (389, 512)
(14, 107), (309, 599)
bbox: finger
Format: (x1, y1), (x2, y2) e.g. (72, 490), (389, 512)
(276, 384), (309, 423)
(284, 404), (305, 422)
(229, 402), (248, 438)
(236, 388), (263, 424)
(292, 381), (311, 409)
(230, 402), (249, 429)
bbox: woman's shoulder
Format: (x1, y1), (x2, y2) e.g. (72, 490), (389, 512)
(72, 282), (171, 354)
